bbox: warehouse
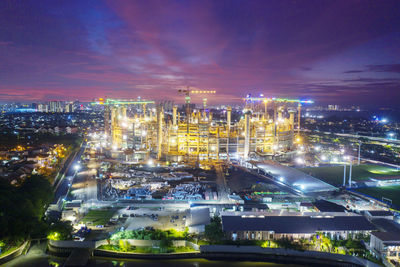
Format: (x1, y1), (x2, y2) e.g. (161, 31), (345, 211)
(222, 213), (376, 241)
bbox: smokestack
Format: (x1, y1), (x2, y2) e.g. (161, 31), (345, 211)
(157, 106), (163, 160)
(227, 106), (232, 131)
(172, 105), (177, 125)
(226, 106), (232, 160)
(297, 103), (301, 136)
(289, 110), (295, 129)
(244, 112), (250, 159)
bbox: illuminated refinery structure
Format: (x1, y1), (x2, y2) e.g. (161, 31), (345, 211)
(93, 94), (312, 166)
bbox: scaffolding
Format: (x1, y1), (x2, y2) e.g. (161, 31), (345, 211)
(101, 95), (310, 166)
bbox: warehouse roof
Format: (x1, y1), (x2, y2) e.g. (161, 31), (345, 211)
(371, 231), (400, 242)
(222, 215), (376, 233)
(365, 210), (392, 217)
(249, 161), (336, 193)
(314, 200), (346, 212)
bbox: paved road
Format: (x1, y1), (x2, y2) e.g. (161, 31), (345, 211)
(4, 241), (48, 267)
(360, 157), (400, 169)
(52, 142), (86, 204)
(305, 129), (400, 145)
(234, 163), (304, 196)
(215, 163), (230, 202)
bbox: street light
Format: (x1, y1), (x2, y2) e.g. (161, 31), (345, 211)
(74, 164), (81, 171)
(147, 159), (154, 167)
(388, 132), (396, 140)
(295, 158), (304, 164)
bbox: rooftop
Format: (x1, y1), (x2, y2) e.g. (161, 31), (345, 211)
(365, 210), (393, 217)
(314, 199), (346, 212)
(250, 161), (336, 193)
(222, 215), (376, 233)
(371, 231), (400, 242)
(372, 218), (400, 233)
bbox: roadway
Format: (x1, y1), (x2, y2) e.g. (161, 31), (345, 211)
(360, 157), (400, 169)
(52, 142), (86, 204)
(234, 163), (304, 196)
(247, 161), (336, 193)
(305, 129), (400, 145)
(215, 163), (230, 202)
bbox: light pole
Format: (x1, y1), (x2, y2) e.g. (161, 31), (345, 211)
(343, 164), (346, 187)
(74, 164), (81, 172)
(357, 142), (361, 165)
(348, 156), (353, 188)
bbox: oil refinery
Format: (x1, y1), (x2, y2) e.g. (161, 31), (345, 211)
(92, 92), (313, 168)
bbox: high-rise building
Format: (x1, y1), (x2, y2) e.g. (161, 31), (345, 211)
(37, 104), (44, 112)
(328, 104), (339, 111)
(65, 103), (74, 113)
(49, 101), (63, 112)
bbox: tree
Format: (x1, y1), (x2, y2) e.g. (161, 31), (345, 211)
(47, 221), (73, 240)
(160, 236), (173, 252)
(0, 175), (53, 242)
(204, 216), (224, 243)
(119, 240), (130, 252)
(321, 235), (332, 252)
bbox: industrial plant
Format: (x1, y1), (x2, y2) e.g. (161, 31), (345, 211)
(94, 90), (312, 168)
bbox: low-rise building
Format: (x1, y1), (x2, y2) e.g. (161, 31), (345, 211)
(370, 232), (400, 262)
(364, 210), (393, 220)
(370, 218), (400, 264)
(222, 212), (376, 241)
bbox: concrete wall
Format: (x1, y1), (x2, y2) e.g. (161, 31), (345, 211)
(117, 239), (198, 249)
(49, 239), (108, 249)
(50, 239), (198, 250)
(0, 241), (30, 265)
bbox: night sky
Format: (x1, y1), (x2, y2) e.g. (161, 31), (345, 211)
(1, 0), (399, 106)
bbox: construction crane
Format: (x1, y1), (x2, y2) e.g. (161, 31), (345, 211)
(91, 98), (155, 125)
(91, 98), (155, 107)
(91, 98), (156, 144)
(177, 87), (216, 121)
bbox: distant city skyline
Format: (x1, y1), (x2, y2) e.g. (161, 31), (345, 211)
(1, 0), (400, 106)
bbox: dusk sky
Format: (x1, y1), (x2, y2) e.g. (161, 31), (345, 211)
(1, 0), (399, 106)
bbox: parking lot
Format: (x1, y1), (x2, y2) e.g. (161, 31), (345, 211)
(117, 207), (188, 231)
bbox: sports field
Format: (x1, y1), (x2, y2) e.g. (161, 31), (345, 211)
(80, 209), (116, 226)
(300, 164), (400, 186)
(354, 186), (400, 208)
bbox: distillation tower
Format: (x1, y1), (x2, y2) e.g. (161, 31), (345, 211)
(96, 96), (310, 166)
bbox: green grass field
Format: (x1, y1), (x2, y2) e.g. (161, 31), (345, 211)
(80, 209), (116, 226)
(354, 186), (400, 207)
(300, 164), (400, 186)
